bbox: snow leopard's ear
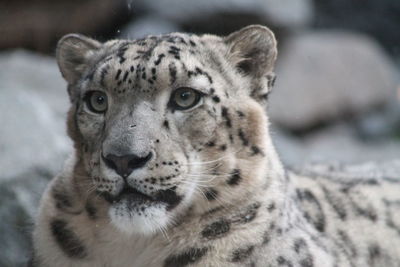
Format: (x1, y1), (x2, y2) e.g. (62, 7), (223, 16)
(225, 25), (277, 102)
(56, 34), (102, 85)
(225, 25), (277, 78)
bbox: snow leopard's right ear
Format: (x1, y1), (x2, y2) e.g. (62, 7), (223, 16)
(224, 25), (277, 103)
(225, 25), (277, 78)
(56, 34), (102, 85)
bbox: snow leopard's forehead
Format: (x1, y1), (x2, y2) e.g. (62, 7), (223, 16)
(81, 33), (228, 100)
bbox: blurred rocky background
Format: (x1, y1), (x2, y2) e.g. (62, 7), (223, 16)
(0, 0), (399, 266)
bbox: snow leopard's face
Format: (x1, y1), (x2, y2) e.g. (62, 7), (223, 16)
(58, 26), (277, 234)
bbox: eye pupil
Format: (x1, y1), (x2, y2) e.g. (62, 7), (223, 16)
(97, 96), (104, 104)
(180, 91), (191, 100)
(86, 91), (108, 113)
(171, 87), (202, 110)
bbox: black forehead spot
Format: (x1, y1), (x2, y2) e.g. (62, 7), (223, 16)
(168, 63), (177, 85)
(189, 40), (197, 47)
(154, 54), (166, 65)
(125, 34), (196, 64)
(114, 69), (122, 80)
(160, 34), (188, 45)
(187, 67), (213, 84)
(99, 65), (109, 87)
(135, 38), (164, 61)
(168, 45), (181, 60)
(116, 42), (129, 64)
(122, 70), (129, 82)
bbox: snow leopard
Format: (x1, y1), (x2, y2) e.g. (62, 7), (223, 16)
(30, 25), (400, 267)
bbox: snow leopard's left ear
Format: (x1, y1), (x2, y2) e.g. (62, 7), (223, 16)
(57, 34), (102, 85)
(225, 25), (277, 100)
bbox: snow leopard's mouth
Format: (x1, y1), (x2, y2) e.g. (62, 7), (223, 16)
(99, 185), (182, 210)
(99, 185), (153, 204)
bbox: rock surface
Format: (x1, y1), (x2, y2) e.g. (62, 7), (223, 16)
(295, 160), (400, 181)
(0, 50), (71, 266)
(0, 50), (71, 181)
(0, 170), (50, 267)
(273, 124), (400, 167)
(269, 31), (398, 130)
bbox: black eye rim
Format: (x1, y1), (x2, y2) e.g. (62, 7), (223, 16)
(83, 90), (108, 114)
(169, 87), (204, 111)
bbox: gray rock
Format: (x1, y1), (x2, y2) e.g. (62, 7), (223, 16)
(0, 170), (50, 267)
(0, 50), (71, 266)
(354, 96), (400, 139)
(270, 128), (306, 166)
(272, 123), (400, 166)
(0, 50), (69, 117)
(295, 160), (400, 181)
(0, 50), (71, 181)
(132, 0), (313, 30)
(269, 31), (398, 130)
(355, 111), (396, 139)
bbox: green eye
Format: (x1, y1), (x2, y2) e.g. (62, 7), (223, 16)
(170, 87), (202, 110)
(85, 91), (108, 113)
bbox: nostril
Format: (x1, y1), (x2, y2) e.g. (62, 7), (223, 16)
(128, 152), (153, 170)
(102, 154), (118, 171)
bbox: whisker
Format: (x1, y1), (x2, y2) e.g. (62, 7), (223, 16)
(186, 173), (232, 178)
(182, 148), (242, 166)
(158, 221), (171, 241)
(182, 175), (219, 185)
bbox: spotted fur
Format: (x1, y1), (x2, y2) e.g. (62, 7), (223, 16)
(31, 25), (400, 267)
